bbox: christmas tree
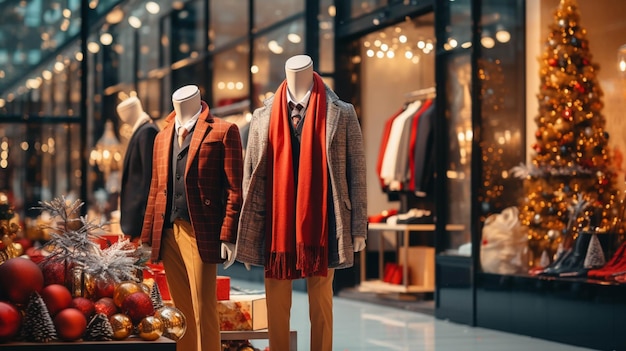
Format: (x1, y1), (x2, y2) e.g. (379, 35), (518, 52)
(20, 292), (57, 342)
(517, 0), (622, 266)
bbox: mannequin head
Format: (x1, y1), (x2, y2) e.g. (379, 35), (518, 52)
(172, 85), (201, 124)
(285, 55), (313, 102)
(116, 96), (145, 126)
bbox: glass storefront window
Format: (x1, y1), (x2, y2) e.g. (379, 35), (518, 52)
(252, 19), (305, 107)
(212, 45), (250, 110)
(170, 0), (205, 64)
(349, 0), (388, 19)
(210, 1), (249, 51)
(319, 0), (335, 73)
(253, 1), (303, 32)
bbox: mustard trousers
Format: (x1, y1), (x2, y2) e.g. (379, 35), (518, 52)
(265, 269), (335, 351)
(161, 219), (220, 351)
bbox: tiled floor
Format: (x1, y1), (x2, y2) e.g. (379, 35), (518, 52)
(228, 278), (597, 351)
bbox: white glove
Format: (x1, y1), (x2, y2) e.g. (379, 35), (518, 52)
(353, 237), (366, 252)
(221, 242), (235, 269)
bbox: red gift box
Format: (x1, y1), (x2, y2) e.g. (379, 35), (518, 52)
(217, 276), (230, 301)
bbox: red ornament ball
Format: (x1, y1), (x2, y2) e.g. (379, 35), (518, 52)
(113, 281), (142, 307)
(0, 257), (44, 305)
(121, 291), (155, 324)
(0, 301), (21, 343)
(70, 297), (96, 321)
(54, 308), (87, 341)
(95, 277), (116, 299)
(39, 260), (67, 286)
(94, 297), (118, 318)
(41, 284), (73, 317)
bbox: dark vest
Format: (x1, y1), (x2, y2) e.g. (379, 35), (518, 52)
(167, 129), (193, 224)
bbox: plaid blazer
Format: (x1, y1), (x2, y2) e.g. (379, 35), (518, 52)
(140, 101), (243, 263)
(236, 85), (367, 269)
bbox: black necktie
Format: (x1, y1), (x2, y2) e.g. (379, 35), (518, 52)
(289, 102), (303, 127)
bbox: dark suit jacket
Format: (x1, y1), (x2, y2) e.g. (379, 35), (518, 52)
(140, 101), (243, 263)
(120, 121), (159, 238)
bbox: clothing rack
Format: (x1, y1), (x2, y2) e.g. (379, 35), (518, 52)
(404, 87), (436, 101)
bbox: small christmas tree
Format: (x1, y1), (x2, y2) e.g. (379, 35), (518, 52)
(517, 0), (622, 266)
(150, 282), (165, 310)
(20, 292), (57, 342)
(84, 313), (114, 341)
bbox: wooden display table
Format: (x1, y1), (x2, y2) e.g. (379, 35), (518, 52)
(0, 336), (176, 351)
(221, 330), (297, 351)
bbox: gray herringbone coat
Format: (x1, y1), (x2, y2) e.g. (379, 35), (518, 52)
(235, 85), (367, 270)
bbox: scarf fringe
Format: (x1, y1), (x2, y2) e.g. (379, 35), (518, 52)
(266, 244), (328, 279)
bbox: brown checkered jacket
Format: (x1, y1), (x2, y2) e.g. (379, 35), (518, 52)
(140, 101), (243, 263)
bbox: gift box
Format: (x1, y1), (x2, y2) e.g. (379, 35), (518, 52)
(218, 294), (267, 331)
(217, 276), (230, 301)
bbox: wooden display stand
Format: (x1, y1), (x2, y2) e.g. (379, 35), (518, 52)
(360, 223), (464, 294)
(0, 336), (176, 351)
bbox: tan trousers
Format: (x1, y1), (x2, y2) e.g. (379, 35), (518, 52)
(161, 219), (220, 351)
(265, 269), (335, 351)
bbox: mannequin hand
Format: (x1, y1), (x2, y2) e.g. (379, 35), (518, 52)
(139, 243), (152, 262)
(353, 237), (366, 252)
(221, 242), (236, 269)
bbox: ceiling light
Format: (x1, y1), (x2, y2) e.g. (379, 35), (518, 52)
(481, 36), (495, 49)
(146, 2), (160, 14)
(287, 33), (301, 44)
(106, 8), (124, 24)
(88, 42), (100, 54)
(128, 16), (142, 29)
(100, 33), (113, 45)
(495, 29), (511, 43)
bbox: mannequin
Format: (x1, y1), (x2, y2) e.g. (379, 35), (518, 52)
(141, 85), (243, 351)
(236, 55), (368, 351)
(117, 96), (158, 239)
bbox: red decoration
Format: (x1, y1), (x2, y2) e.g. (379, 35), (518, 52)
(113, 281), (142, 308)
(39, 260), (67, 287)
(25, 247), (45, 264)
(217, 276), (230, 301)
(69, 297), (95, 321)
(0, 257), (44, 305)
(121, 291), (155, 324)
(0, 301), (21, 342)
(548, 58), (558, 67)
(95, 277), (116, 299)
(573, 81), (585, 93)
(94, 297), (118, 318)
(54, 308), (87, 341)
(41, 284), (73, 317)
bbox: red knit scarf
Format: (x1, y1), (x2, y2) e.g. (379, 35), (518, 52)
(265, 72), (328, 279)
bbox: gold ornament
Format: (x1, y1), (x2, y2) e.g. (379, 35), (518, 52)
(68, 267), (96, 298)
(113, 281), (142, 307)
(109, 313), (133, 340)
(137, 316), (164, 341)
(155, 306), (187, 341)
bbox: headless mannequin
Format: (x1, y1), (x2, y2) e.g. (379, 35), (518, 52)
(171, 85), (235, 264)
(284, 55), (366, 253)
(117, 96), (157, 239)
(117, 96), (150, 131)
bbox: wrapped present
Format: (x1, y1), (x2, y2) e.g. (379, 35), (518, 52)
(218, 294), (267, 331)
(217, 276), (230, 301)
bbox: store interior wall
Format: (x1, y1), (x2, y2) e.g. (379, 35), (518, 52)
(359, 20), (436, 218)
(527, 0), (626, 188)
